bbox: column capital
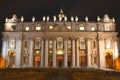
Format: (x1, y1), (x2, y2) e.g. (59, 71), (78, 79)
(86, 38), (91, 41)
(44, 36), (49, 40)
(98, 38), (104, 41)
(63, 38), (68, 40)
(2, 36), (8, 41)
(75, 38), (80, 41)
(112, 38), (119, 42)
(86, 37), (96, 40)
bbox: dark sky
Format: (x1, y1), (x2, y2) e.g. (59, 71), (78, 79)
(0, 0), (120, 52)
(0, 0), (120, 29)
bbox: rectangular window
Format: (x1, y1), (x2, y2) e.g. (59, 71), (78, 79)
(36, 26), (41, 30)
(35, 50), (40, 54)
(79, 24), (85, 31)
(79, 27), (84, 30)
(8, 38), (16, 49)
(49, 26), (53, 29)
(26, 27), (29, 31)
(80, 39), (85, 49)
(35, 38), (41, 49)
(91, 27), (95, 31)
(67, 26), (71, 30)
(57, 38), (63, 49)
(104, 24), (111, 31)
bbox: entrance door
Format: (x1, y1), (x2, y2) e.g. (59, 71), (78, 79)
(80, 56), (86, 68)
(35, 56), (40, 67)
(49, 60), (52, 67)
(105, 52), (113, 68)
(57, 56), (63, 67)
(68, 61), (71, 67)
(58, 60), (62, 67)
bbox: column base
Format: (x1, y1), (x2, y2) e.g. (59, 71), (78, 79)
(52, 66), (57, 68)
(63, 66), (68, 68)
(75, 66), (81, 68)
(71, 66), (76, 68)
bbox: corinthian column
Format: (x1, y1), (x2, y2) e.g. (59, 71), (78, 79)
(52, 39), (56, 67)
(72, 39), (75, 67)
(87, 38), (91, 68)
(64, 39), (68, 67)
(99, 38), (105, 69)
(44, 39), (48, 67)
(40, 39), (44, 67)
(15, 38), (22, 68)
(29, 39), (34, 67)
(76, 39), (80, 67)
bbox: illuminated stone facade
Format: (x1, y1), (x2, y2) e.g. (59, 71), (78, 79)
(1, 9), (119, 70)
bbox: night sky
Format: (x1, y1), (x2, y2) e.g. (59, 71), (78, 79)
(0, 0), (120, 52)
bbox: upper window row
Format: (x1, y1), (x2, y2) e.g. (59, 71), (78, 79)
(24, 24), (112, 31)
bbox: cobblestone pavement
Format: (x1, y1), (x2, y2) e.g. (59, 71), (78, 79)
(0, 68), (120, 80)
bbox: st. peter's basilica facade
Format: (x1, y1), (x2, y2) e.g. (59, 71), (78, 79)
(1, 9), (119, 70)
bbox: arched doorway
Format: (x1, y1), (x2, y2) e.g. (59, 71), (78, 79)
(105, 51), (113, 68)
(34, 56), (40, 67)
(8, 50), (15, 68)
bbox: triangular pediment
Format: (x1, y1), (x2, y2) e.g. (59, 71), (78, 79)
(46, 26), (75, 32)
